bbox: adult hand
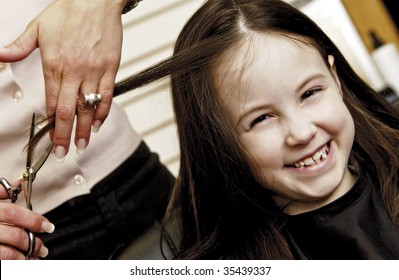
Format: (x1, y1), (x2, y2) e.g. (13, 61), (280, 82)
(0, 180), (55, 260)
(0, 0), (127, 162)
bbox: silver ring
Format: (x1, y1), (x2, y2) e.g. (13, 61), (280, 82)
(83, 93), (102, 106)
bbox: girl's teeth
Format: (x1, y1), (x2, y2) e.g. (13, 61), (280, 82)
(291, 145), (329, 168)
(313, 150), (322, 161)
(304, 158), (314, 166)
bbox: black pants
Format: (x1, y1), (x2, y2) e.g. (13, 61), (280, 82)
(38, 142), (175, 260)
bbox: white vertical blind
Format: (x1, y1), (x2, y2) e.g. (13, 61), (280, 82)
(116, 0), (204, 176)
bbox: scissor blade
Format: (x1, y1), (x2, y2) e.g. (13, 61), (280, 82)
(32, 142), (54, 176)
(26, 113), (36, 169)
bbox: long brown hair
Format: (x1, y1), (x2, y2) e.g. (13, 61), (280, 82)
(33, 0), (399, 259)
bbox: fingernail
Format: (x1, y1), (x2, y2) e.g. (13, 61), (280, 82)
(39, 246), (49, 258)
(41, 220), (55, 233)
(92, 120), (102, 133)
(54, 146), (66, 163)
(0, 47), (9, 53)
(76, 138), (87, 154)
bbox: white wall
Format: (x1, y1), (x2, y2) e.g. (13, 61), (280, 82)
(293, 0), (386, 90)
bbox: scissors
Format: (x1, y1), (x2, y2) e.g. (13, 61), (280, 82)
(0, 113), (54, 259)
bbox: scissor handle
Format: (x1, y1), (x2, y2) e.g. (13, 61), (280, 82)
(1, 177), (35, 259)
(0, 177), (22, 203)
(25, 230), (35, 259)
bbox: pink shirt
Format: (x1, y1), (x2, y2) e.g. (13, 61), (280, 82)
(0, 0), (140, 214)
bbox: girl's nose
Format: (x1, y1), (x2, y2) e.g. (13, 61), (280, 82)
(285, 115), (317, 146)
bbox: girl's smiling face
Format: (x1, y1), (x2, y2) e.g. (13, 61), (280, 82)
(215, 34), (356, 214)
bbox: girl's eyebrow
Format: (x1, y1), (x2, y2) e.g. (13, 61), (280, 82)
(295, 73), (326, 92)
(236, 103), (269, 127)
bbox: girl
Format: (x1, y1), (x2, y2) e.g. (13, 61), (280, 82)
(116, 0), (399, 259)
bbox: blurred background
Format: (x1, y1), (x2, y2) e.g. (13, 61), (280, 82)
(115, 0), (399, 176)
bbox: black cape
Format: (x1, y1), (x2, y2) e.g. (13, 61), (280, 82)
(284, 172), (399, 259)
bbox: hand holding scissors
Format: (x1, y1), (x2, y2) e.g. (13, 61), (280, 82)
(0, 113), (55, 259)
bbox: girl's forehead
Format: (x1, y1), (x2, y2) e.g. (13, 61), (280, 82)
(216, 33), (318, 71)
(213, 33), (322, 91)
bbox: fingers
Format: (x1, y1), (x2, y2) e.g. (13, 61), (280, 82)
(91, 65), (119, 133)
(47, 74), (80, 162)
(0, 203), (54, 234)
(75, 68), (116, 148)
(0, 225), (47, 260)
(48, 65), (116, 162)
(75, 73), (104, 154)
(0, 203), (55, 260)
(0, 21), (38, 62)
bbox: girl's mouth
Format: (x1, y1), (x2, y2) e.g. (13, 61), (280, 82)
(288, 143), (330, 168)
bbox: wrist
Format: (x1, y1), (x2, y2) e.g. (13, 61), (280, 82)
(122, 0), (142, 14)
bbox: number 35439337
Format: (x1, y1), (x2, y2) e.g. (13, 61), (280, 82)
(223, 266), (271, 276)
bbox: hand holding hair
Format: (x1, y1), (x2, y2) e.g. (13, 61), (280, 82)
(0, 0), (127, 162)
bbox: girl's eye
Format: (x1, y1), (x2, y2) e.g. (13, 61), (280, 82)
(249, 114), (268, 128)
(301, 88), (320, 101)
